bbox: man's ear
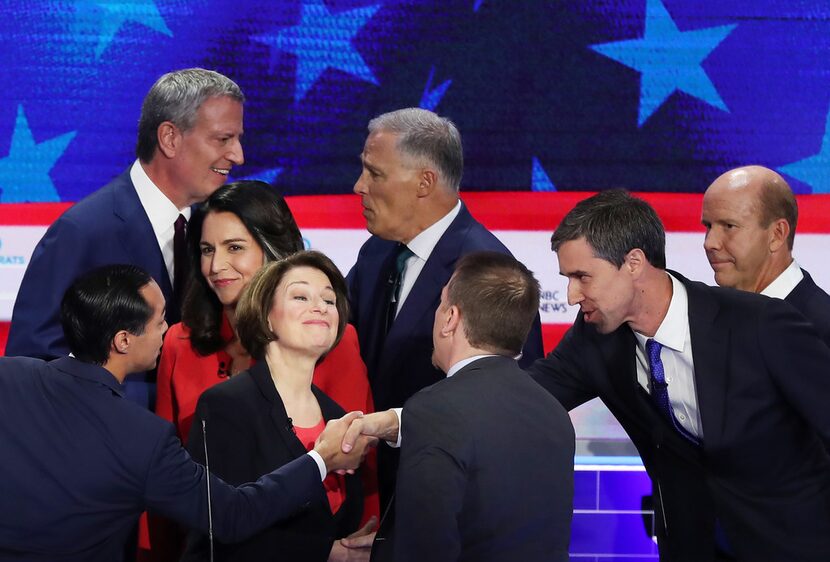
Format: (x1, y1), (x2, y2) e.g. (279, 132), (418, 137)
(768, 218), (790, 253)
(416, 168), (438, 198)
(442, 305), (461, 336)
(156, 121), (180, 159)
(111, 330), (131, 355)
(624, 248), (646, 275)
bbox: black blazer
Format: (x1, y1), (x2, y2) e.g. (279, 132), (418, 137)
(389, 356), (574, 562)
(529, 271), (830, 561)
(183, 361), (363, 561)
(786, 268), (830, 347)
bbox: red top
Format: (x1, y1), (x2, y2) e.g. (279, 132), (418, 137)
(293, 419), (346, 515)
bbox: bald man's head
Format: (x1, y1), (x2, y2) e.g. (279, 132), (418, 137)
(701, 166), (797, 292)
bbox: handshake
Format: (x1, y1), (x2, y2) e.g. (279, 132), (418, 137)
(313, 410), (400, 473)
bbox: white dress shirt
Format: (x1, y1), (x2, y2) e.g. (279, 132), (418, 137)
(632, 273), (703, 439)
(445, 354), (496, 378)
(129, 160), (192, 285)
(760, 259), (803, 300)
(396, 200), (462, 316)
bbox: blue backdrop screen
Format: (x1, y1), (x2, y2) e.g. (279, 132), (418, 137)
(2, 0), (830, 202)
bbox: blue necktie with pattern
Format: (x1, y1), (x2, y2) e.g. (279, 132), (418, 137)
(646, 339), (699, 445)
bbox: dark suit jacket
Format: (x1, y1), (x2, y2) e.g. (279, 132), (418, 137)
(0, 356), (323, 562)
(183, 361), (362, 562)
(786, 268), (830, 347)
(389, 356), (574, 562)
(347, 203), (545, 508)
(528, 271), (830, 561)
(6, 168), (177, 409)
(347, 203), (544, 412)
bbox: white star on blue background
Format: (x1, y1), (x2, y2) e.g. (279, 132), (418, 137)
(87, 0), (172, 59)
(0, 106), (76, 203)
(778, 105), (830, 194)
(253, 0), (380, 102)
(590, 0), (736, 126)
(531, 157), (556, 192)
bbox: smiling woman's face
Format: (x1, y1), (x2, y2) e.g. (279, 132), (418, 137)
(199, 211), (265, 308)
(267, 266), (339, 356)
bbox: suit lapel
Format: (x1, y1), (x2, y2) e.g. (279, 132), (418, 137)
(110, 171), (174, 300)
(597, 326), (653, 420)
(676, 272), (729, 447)
(387, 204), (473, 342)
(249, 362), (308, 458)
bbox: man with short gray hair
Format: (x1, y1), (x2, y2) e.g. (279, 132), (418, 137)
(7, 68), (245, 410)
(347, 107), (544, 509)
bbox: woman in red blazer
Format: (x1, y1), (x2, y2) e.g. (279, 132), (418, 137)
(143, 181), (377, 560)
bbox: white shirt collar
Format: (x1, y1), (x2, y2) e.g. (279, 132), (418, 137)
(633, 272), (689, 353)
(760, 260), (803, 299)
(129, 160), (191, 236)
(446, 354), (498, 378)
(406, 200), (462, 261)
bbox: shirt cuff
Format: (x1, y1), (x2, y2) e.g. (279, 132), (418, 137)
(306, 450), (327, 480)
(387, 408), (403, 448)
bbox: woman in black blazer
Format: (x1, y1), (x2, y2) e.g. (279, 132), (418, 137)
(184, 251), (372, 561)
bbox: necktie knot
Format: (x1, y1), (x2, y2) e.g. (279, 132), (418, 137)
(646, 339), (664, 381)
(395, 245), (414, 275)
(174, 213), (187, 233)
(173, 214), (189, 311)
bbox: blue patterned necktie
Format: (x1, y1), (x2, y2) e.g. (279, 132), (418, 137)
(646, 339), (699, 445)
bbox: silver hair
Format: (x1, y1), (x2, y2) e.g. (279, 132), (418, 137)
(136, 68), (244, 162)
(368, 107), (463, 192)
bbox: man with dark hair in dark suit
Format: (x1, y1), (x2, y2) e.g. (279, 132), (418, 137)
(6, 67), (245, 410)
(347, 108), (544, 510)
(341, 252), (573, 561)
(702, 165), (830, 346)
(0, 265), (370, 562)
(527, 190), (830, 561)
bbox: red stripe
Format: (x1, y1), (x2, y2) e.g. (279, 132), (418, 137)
(1, 193), (829, 232)
(541, 323), (571, 355)
(0, 322), (8, 356)
(0, 203), (72, 225)
(0, 320), (573, 359)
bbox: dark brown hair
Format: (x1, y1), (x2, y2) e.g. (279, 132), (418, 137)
(446, 251), (540, 357)
(235, 251), (349, 360)
(551, 189), (666, 269)
(181, 181), (304, 355)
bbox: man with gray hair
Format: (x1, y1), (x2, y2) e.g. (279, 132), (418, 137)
(7, 68), (244, 410)
(346, 107), (544, 509)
